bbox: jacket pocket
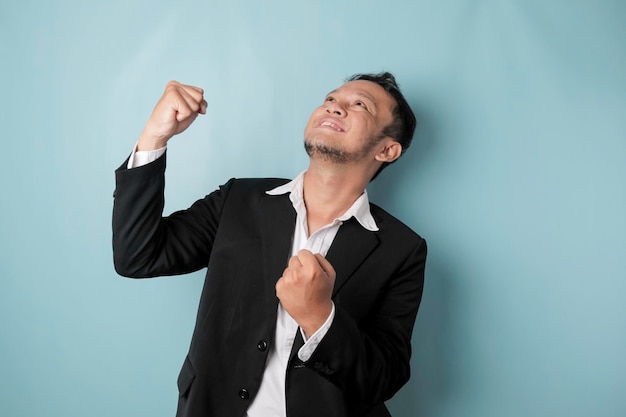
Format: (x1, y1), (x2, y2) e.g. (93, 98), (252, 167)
(177, 356), (196, 398)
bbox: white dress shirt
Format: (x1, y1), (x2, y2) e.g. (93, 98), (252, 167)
(128, 147), (379, 417)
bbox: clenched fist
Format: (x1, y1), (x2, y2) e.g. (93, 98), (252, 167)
(138, 80), (208, 151)
(276, 249), (336, 337)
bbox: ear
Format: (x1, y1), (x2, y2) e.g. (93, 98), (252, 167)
(375, 140), (402, 163)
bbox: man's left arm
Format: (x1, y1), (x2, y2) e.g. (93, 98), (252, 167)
(292, 238), (427, 404)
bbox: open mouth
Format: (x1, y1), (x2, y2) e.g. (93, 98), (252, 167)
(318, 119), (345, 132)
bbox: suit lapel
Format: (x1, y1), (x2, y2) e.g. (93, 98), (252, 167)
(325, 219), (379, 296)
(259, 193), (296, 302)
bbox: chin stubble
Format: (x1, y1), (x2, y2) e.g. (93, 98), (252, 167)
(304, 141), (350, 163)
(303, 133), (384, 164)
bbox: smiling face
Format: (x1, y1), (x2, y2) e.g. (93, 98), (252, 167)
(304, 80), (397, 165)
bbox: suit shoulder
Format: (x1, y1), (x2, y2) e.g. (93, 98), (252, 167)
(228, 177), (290, 192)
(369, 202), (425, 244)
(216, 178), (291, 205)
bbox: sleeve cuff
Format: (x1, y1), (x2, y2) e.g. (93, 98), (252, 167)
(127, 144), (167, 169)
(297, 302), (335, 362)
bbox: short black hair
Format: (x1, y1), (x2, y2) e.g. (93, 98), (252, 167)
(347, 72), (416, 179)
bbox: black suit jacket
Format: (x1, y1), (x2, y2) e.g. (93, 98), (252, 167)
(112, 153), (427, 417)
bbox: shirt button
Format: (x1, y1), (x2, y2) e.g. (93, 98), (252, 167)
(257, 340), (268, 352)
(239, 388), (250, 400)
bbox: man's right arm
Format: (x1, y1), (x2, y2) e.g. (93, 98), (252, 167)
(112, 81), (218, 278)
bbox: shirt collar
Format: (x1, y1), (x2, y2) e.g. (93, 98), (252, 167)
(266, 171), (379, 231)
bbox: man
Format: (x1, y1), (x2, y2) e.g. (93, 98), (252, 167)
(112, 72), (427, 417)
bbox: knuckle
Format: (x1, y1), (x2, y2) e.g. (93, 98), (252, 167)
(165, 80), (180, 90)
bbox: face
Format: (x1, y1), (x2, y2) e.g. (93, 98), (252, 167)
(304, 80), (396, 164)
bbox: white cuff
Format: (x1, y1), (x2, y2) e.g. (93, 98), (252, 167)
(297, 302), (335, 362)
(127, 145), (166, 169)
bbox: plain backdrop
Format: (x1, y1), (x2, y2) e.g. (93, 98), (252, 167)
(1, 1), (624, 416)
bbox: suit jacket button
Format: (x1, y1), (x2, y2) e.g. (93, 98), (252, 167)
(239, 389), (250, 400)
(257, 340), (268, 352)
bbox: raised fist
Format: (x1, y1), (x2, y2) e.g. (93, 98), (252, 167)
(138, 80), (207, 151)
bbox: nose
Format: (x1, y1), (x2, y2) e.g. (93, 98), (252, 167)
(326, 102), (345, 117)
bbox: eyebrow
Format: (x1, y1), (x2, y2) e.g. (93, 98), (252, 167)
(326, 89), (378, 111)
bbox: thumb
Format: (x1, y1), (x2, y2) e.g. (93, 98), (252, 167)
(314, 253), (336, 279)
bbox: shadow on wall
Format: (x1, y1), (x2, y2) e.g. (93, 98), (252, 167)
(369, 97), (457, 415)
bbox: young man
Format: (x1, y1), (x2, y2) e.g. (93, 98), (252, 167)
(113, 72), (427, 417)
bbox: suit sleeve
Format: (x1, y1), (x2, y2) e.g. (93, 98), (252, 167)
(304, 237), (427, 404)
(112, 152), (232, 278)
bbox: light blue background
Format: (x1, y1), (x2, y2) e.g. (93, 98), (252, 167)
(1, 1), (624, 416)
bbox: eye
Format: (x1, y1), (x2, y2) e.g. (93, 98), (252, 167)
(355, 100), (368, 109)
(325, 96), (336, 103)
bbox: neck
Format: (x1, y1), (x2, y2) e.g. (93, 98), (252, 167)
(302, 161), (372, 235)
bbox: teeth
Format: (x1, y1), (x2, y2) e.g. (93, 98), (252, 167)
(321, 121), (341, 131)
